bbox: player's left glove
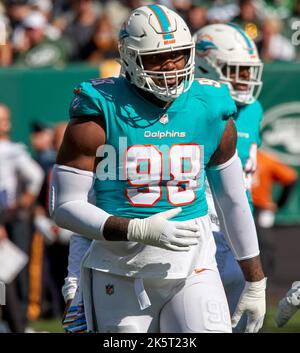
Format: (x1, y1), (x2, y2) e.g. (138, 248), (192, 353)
(275, 281), (300, 327)
(231, 277), (267, 333)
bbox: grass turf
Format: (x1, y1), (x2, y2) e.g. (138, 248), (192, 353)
(28, 306), (300, 333)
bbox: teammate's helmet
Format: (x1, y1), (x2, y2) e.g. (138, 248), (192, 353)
(193, 23), (263, 105)
(118, 5), (195, 102)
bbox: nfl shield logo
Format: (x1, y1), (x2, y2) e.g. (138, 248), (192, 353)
(105, 284), (114, 295)
(159, 114), (168, 125)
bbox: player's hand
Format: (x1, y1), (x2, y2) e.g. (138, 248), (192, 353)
(275, 281), (300, 327)
(231, 278), (267, 333)
(127, 207), (201, 251)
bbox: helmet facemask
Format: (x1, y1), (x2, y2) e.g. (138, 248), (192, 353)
(218, 62), (263, 105)
(119, 43), (195, 102)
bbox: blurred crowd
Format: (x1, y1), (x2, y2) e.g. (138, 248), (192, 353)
(0, 103), (71, 332)
(0, 0), (300, 68)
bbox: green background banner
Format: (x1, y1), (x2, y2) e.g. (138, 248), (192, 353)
(258, 63), (300, 225)
(0, 63), (299, 224)
(0, 65), (99, 146)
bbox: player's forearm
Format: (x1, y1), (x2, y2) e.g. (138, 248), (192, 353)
(50, 164), (109, 240)
(50, 164), (131, 241)
(207, 152), (260, 260)
(52, 200), (111, 240)
(238, 255), (265, 282)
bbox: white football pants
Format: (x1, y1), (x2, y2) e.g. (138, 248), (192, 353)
(91, 268), (232, 333)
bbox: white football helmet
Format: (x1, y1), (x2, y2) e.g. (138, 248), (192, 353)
(193, 23), (263, 105)
(118, 4), (195, 102)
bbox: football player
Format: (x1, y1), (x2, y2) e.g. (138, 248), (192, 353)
(51, 5), (266, 333)
(194, 23), (264, 332)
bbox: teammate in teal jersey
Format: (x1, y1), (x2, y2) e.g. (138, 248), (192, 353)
(50, 5), (266, 333)
(194, 23), (264, 332)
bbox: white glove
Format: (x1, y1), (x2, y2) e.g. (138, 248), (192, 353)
(62, 276), (79, 303)
(232, 277), (267, 333)
(275, 281), (300, 327)
(127, 207), (200, 251)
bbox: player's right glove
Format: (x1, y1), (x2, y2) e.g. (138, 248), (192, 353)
(127, 207), (201, 251)
(275, 281), (300, 327)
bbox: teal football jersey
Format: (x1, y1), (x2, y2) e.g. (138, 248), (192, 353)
(69, 77), (237, 221)
(235, 100), (263, 207)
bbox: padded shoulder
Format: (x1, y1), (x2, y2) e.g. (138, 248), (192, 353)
(190, 78), (237, 123)
(69, 77), (122, 118)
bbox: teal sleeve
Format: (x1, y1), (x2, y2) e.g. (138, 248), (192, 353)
(69, 82), (103, 118)
(208, 84), (237, 123)
(212, 84), (237, 145)
(193, 80), (237, 123)
(215, 84), (237, 121)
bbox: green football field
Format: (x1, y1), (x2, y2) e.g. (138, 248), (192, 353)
(28, 305), (300, 333)
(262, 306), (300, 333)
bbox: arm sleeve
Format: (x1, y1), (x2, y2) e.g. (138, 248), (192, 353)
(49, 164), (111, 240)
(62, 234), (92, 302)
(207, 151), (260, 260)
